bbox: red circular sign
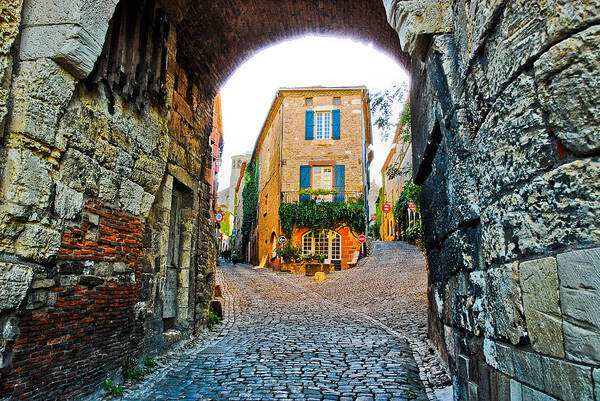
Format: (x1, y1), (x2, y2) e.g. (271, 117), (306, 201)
(382, 203), (391, 213)
(407, 201), (417, 212)
(370, 214), (376, 221)
(215, 212), (223, 223)
(357, 234), (367, 243)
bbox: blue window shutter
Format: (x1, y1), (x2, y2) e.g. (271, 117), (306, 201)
(300, 165), (311, 202)
(334, 165), (345, 202)
(305, 111), (314, 140)
(332, 109), (340, 139)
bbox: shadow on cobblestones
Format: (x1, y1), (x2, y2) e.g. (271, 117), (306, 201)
(119, 255), (432, 401)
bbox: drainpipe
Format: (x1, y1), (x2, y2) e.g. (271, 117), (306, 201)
(360, 90), (368, 253)
(278, 99), (284, 269)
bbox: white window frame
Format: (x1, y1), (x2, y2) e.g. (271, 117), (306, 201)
(315, 111), (332, 140)
(301, 230), (342, 262)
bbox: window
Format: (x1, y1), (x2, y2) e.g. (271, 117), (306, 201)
(314, 231), (329, 259)
(312, 166), (333, 201)
(305, 97), (313, 106)
(302, 232), (313, 256)
(333, 97), (341, 105)
(301, 230), (342, 261)
(315, 112), (331, 140)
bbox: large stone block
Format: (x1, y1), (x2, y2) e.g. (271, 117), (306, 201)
(54, 181), (84, 220)
(58, 148), (99, 196)
(8, 59), (76, 146)
(0, 262), (33, 311)
(20, 0), (118, 78)
(0, 146), (54, 208)
(535, 25), (600, 155)
(521, 386), (555, 401)
(557, 247), (600, 364)
(519, 257), (564, 357)
(13, 223), (61, 261)
(485, 264), (525, 345)
(512, 350), (543, 391)
(481, 159), (600, 265)
(119, 179), (144, 216)
(593, 369), (600, 401)
(542, 357), (594, 401)
(384, 0), (453, 60)
(472, 73), (554, 208)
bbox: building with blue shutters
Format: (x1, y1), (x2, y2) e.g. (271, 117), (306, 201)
(247, 87), (373, 270)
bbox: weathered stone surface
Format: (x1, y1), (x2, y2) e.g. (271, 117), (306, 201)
(481, 159), (600, 265)
(13, 223), (61, 261)
(535, 25), (600, 155)
(557, 247), (600, 364)
(521, 385), (556, 401)
(0, 146), (54, 208)
(593, 369), (600, 401)
(8, 59), (76, 146)
(54, 182), (84, 219)
(119, 179), (145, 216)
(20, 0), (118, 78)
(510, 379), (522, 401)
(513, 350), (543, 391)
(0, 0), (24, 131)
(58, 148), (100, 196)
(485, 264), (525, 345)
(0, 262), (33, 310)
(31, 279), (55, 289)
(542, 357), (594, 401)
(384, 0), (453, 60)
(519, 257), (564, 357)
(473, 73), (553, 208)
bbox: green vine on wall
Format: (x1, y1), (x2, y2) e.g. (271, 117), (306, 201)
(392, 181), (422, 238)
(279, 198), (366, 238)
(241, 161), (258, 240)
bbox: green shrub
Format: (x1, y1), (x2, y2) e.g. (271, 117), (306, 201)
(122, 358), (145, 381)
(103, 380), (123, 397)
(275, 241), (302, 263)
(207, 310), (222, 331)
(144, 357), (157, 368)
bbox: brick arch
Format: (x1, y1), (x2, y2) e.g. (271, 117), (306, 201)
(175, 0), (410, 96)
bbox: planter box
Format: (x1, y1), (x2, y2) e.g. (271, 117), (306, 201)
(281, 262), (306, 274)
(305, 263), (333, 276)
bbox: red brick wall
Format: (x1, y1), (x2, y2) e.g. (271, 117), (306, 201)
(0, 199), (145, 400)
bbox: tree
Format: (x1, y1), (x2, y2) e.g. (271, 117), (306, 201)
(369, 83), (409, 141)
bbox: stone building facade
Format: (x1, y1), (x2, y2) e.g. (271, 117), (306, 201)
(380, 121), (413, 241)
(250, 87), (372, 270)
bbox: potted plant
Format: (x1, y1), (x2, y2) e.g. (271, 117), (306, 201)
(275, 242), (304, 273)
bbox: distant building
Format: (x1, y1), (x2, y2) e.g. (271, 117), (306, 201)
(367, 180), (380, 228)
(248, 86), (372, 269)
(379, 115), (412, 241)
(233, 160), (247, 252)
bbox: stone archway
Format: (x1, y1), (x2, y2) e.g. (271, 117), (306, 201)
(0, 0), (599, 399)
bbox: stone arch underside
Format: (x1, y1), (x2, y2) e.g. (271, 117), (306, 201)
(175, 0), (410, 97)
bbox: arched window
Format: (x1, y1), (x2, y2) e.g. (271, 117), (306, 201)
(301, 230), (342, 261)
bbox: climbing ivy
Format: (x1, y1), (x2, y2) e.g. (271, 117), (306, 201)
(392, 181), (422, 241)
(241, 161), (258, 241)
(279, 198), (366, 238)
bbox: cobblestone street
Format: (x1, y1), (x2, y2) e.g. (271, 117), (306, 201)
(121, 241), (449, 401)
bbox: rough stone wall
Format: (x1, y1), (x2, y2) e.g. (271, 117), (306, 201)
(0, 1), (216, 398)
(386, 0), (600, 399)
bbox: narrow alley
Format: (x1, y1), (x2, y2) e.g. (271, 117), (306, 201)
(121, 242), (447, 400)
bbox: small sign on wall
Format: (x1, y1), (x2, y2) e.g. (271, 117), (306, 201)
(383, 203), (391, 213)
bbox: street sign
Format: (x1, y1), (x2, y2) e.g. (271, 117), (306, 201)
(357, 234), (367, 243)
(278, 235), (287, 244)
(215, 212), (223, 223)
(370, 214), (376, 221)
(407, 201), (417, 212)
(382, 203), (391, 213)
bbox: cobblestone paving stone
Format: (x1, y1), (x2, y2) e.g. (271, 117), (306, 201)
(122, 253), (430, 401)
(281, 242), (452, 400)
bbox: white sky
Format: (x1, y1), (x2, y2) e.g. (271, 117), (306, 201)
(218, 35), (409, 190)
